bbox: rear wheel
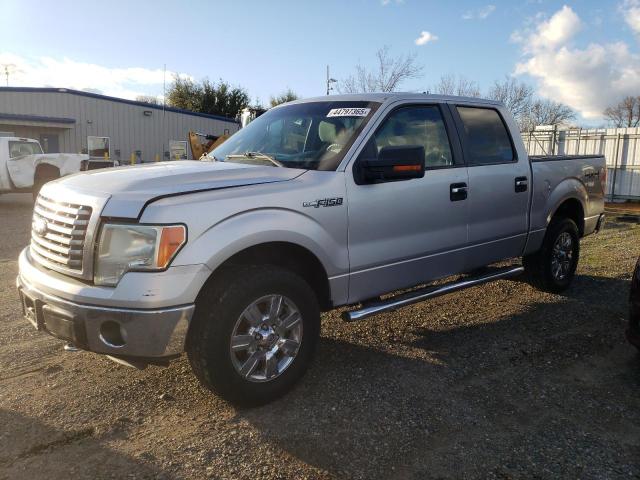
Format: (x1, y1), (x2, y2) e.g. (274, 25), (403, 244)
(524, 217), (580, 293)
(186, 266), (320, 406)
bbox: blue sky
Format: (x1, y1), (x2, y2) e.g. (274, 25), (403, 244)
(1, 0), (639, 124)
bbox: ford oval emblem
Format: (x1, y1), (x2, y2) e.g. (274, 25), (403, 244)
(33, 216), (48, 236)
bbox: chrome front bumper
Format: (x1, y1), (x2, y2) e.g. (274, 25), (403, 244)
(17, 271), (195, 361)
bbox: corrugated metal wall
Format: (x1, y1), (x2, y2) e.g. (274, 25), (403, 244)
(0, 89), (240, 163)
(522, 127), (640, 200)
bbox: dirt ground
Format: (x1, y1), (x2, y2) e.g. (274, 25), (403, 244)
(606, 201), (640, 215)
(1, 192), (639, 480)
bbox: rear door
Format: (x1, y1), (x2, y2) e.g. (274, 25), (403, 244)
(450, 104), (530, 269)
(346, 102), (469, 303)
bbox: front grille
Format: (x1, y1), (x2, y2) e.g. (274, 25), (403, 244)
(30, 195), (92, 274)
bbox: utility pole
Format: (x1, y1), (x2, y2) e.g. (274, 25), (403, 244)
(162, 64), (166, 161)
(2, 64), (17, 86)
(326, 65), (337, 95)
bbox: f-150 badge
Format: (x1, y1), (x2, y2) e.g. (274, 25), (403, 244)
(303, 197), (344, 208)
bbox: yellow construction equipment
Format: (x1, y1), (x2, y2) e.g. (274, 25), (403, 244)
(188, 132), (230, 160)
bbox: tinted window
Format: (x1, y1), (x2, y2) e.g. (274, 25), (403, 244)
(457, 107), (514, 164)
(362, 106), (454, 168)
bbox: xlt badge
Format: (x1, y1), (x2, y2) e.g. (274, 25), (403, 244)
(303, 197), (343, 208)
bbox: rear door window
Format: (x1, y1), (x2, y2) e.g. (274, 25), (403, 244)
(456, 107), (515, 164)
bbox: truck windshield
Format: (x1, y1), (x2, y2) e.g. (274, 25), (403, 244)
(209, 101), (380, 171)
(8, 141), (43, 158)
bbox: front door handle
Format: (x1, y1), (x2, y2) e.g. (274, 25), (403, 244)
(450, 182), (468, 201)
(515, 176), (528, 193)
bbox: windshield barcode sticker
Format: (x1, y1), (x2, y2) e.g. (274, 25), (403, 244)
(327, 108), (371, 117)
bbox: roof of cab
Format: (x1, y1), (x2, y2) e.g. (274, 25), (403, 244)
(284, 92), (503, 107)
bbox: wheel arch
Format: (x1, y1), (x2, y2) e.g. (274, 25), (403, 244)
(199, 241), (333, 311)
(33, 162), (61, 181)
(548, 197), (585, 237)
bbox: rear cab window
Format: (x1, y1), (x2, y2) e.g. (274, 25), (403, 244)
(456, 106), (515, 165)
(8, 140), (43, 158)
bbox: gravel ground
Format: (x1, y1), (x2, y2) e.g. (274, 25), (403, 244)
(0, 192), (639, 479)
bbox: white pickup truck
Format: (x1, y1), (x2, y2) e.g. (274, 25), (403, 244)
(16, 94), (606, 406)
(0, 136), (113, 199)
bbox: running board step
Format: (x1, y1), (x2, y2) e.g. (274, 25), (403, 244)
(341, 266), (524, 322)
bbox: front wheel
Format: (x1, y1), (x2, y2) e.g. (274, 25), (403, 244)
(524, 217), (580, 293)
(186, 266), (320, 406)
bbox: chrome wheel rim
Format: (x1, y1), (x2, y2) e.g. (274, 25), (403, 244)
(229, 294), (303, 383)
(551, 232), (574, 281)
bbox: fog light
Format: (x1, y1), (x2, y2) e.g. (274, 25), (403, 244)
(99, 321), (126, 348)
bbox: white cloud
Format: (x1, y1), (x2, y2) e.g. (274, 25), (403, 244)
(622, 0), (640, 34)
(513, 5), (640, 119)
(381, 0), (404, 5)
(462, 5), (496, 20)
(0, 52), (190, 100)
(415, 31), (438, 46)
(527, 5), (581, 51)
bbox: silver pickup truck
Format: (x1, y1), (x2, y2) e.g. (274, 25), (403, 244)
(17, 93), (606, 405)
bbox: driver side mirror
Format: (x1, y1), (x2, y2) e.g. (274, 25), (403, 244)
(356, 145), (425, 184)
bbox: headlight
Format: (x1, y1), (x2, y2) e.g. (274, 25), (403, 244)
(94, 224), (186, 286)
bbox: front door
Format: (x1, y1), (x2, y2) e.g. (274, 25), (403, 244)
(346, 103), (469, 303)
(451, 105), (530, 269)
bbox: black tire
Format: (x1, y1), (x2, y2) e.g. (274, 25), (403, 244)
(186, 265), (320, 406)
(524, 217), (580, 293)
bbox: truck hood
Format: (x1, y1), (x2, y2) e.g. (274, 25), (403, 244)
(49, 160), (304, 218)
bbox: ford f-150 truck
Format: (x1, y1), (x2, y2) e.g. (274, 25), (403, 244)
(16, 94), (606, 405)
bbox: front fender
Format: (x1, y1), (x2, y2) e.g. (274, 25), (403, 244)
(174, 207), (349, 279)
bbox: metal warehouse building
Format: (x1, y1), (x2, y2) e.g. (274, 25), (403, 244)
(0, 87), (240, 163)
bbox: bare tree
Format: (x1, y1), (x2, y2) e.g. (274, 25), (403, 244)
(523, 99), (576, 130)
(135, 95), (160, 105)
(604, 96), (640, 128)
(270, 88), (299, 107)
(339, 46), (423, 93)
(433, 74), (481, 98)
(487, 77), (533, 128)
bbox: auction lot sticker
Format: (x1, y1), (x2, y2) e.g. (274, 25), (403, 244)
(327, 108), (371, 117)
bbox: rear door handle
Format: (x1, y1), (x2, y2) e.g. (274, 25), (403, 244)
(515, 176), (528, 193)
(450, 182), (468, 201)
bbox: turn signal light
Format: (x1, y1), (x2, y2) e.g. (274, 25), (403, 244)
(157, 226), (186, 268)
(393, 165), (422, 172)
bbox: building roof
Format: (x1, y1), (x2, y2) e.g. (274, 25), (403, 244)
(0, 112), (76, 124)
(0, 87), (239, 124)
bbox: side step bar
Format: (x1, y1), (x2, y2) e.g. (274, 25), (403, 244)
(342, 266), (525, 322)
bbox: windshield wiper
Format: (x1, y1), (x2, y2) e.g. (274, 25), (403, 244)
(225, 151), (284, 167)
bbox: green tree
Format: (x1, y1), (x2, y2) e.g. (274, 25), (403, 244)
(166, 76), (250, 119)
(270, 89), (299, 107)
(166, 76), (203, 112)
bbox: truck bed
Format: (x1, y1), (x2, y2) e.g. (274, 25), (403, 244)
(528, 153), (606, 245)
